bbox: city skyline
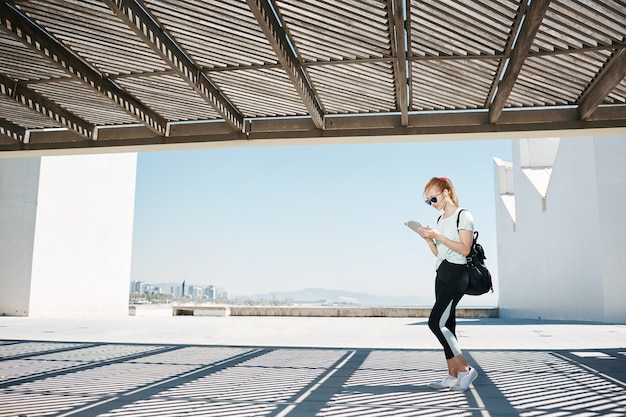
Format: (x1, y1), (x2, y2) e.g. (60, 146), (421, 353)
(130, 280), (227, 299)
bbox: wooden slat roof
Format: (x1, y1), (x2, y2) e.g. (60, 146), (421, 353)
(0, 0), (625, 152)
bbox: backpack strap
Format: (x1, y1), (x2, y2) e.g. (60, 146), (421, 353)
(456, 208), (465, 229)
(458, 209), (480, 249)
(439, 208), (465, 228)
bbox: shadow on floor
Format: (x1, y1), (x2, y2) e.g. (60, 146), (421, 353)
(0, 340), (625, 416)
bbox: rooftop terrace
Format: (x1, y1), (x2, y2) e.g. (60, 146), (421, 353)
(1, 315), (625, 416)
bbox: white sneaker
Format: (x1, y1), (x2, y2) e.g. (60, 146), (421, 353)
(450, 367), (478, 391)
(428, 375), (457, 390)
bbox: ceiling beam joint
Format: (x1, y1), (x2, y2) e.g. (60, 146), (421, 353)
(0, 1), (167, 136)
(578, 48), (626, 120)
(0, 73), (96, 139)
(106, 0), (245, 132)
(246, 0), (325, 129)
(0, 117), (28, 143)
(486, 0), (529, 108)
(489, 0), (551, 124)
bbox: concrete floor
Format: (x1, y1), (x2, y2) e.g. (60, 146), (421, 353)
(1, 316), (625, 417)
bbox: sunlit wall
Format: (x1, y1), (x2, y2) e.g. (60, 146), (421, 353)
(0, 153), (137, 316)
(494, 134), (626, 323)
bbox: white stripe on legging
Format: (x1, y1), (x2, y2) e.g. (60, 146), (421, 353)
(439, 300), (462, 357)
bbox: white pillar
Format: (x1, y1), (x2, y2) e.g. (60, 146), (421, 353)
(0, 153), (137, 317)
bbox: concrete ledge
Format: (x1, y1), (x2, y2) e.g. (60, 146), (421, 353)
(129, 305), (173, 316)
(173, 306), (230, 317)
(229, 306), (498, 318)
(131, 305), (498, 318)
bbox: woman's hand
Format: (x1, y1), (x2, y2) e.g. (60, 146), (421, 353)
(418, 226), (440, 241)
(419, 226), (439, 255)
(419, 226), (472, 257)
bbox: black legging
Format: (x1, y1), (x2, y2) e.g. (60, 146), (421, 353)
(428, 260), (469, 359)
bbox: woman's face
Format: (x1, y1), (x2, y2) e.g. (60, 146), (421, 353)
(425, 187), (445, 209)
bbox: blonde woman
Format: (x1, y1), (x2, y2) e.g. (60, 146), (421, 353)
(418, 177), (478, 391)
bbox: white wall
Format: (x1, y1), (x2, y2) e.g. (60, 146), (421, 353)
(495, 135), (626, 323)
(0, 158), (40, 315)
(0, 153), (137, 316)
(594, 138), (626, 322)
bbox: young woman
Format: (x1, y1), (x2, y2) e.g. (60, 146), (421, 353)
(417, 177), (478, 391)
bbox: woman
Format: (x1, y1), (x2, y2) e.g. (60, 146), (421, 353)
(417, 177), (478, 391)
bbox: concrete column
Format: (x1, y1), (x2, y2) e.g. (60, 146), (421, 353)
(0, 153), (137, 317)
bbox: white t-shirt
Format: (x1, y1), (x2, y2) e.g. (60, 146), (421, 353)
(435, 208), (474, 270)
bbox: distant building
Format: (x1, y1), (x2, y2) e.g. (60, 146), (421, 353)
(172, 286), (184, 299)
(129, 282), (228, 302)
(130, 280), (148, 294)
(205, 285), (216, 300)
(189, 285), (203, 300)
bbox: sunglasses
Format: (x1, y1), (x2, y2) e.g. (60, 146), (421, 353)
(424, 191), (443, 205)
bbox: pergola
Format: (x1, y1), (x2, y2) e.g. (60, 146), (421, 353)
(1, 0), (625, 152)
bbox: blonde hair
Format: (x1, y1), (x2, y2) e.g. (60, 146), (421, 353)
(424, 177), (459, 205)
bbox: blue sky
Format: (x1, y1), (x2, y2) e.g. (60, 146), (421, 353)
(131, 139), (512, 306)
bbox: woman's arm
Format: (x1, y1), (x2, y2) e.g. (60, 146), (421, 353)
(439, 229), (472, 256)
(419, 227), (473, 257)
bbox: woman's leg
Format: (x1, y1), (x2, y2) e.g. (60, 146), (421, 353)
(428, 260), (475, 389)
(428, 287), (462, 361)
(428, 261), (467, 362)
(447, 354), (471, 377)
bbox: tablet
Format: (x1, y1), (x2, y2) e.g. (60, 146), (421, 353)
(405, 220), (425, 237)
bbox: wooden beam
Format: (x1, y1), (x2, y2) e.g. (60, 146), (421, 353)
(489, 0), (551, 123)
(0, 117), (27, 143)
(5, 107), (626, 154)
(105, 0), (245, 132)
(0, 73), (96, 140)
(486, 0), (529, 107)
(578, 48), (626, 120)
(246, 0), (325, 129)
(388, 0), (409, 126)
(0, 2), (168, 136)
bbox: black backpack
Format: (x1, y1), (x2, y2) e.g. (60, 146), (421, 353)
(439, 209), (494, 295)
